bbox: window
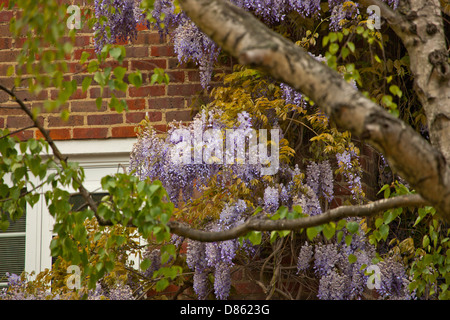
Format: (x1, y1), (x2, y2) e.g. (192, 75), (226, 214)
(0, 210), (26, 286)
(2, 138), (135, 281)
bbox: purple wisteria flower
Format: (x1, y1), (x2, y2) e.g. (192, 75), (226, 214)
(93, 0), (141, 52)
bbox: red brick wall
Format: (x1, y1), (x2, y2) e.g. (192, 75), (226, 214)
(0, 0), (227, 141)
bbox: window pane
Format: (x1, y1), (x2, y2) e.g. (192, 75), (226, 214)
(0, 236), (26, 279)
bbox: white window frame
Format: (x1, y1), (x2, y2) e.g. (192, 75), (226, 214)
(24, 138), (137, 276)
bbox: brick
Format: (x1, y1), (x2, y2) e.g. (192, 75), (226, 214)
(165, 110), (194, 122)
(147, 111), (162, 122)
(334, 184), (352, 196)
(167, 84), (203, 96)
(11, 129), (33, 141)
(74, 36), (92, 47)
(48, 115), (84, 127)
(187, 71), (200, 82)
(330, 197), (343, 209)
(125, 112), (145, 124)
(152, 124), (167, 133)
(135, 32), (161, 45)
(71, 100), (107, 112)
(126, 111), (161, 124)
(148, 97), (185, 109)
(111, 126), (136, 138)
(0, 25), (12, 37)
(14, 37), (27, 48)
(0, 105), (22, 116)
(99, 59), (128, 70)
(0, 50), (19, 62)
(89, 87), (126, 99)
(74, 48), (95, 60)
(150, 45), (175, 57)
(68, 62), (87, 73)
(167, 57), (196, 70)
(61, 36), (91, 47)
(31, 102), (68, 114)
(129, 85), (165, 97)
(0, 117), (4, 128)
(0, 10), (13, 23)
(165, 71), (185, 83)
(0, 90), (9, 103)
(51, 88), (87, 100)
(125, 46), (148, 58)
(73, 127), (108, 140)
(136, 22), (148, 31)
(0, 37), (12, 49)
(6, 116), (35, 128)
(36, 128), (71, 140)
(87, 114), (123, 125)
(233, 281), (264, 295)
(131, 59), (167, 71)
(126, 99), (146, 110)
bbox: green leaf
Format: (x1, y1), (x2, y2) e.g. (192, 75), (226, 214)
(277, 230), (291, 238)
(95, 97), (103, 110)
(81, 77), (92, 93)
(375, 218), (384, 229)
(347, 41), (355, 53)
(270, 230), (278, 243)
(79, 51), (91, 65)
(389, 85), (402, 98)
(110, 47), (125, 61)
(128, 71), (142, 88)
(155, 278), (169, 292)
(307, 227), (319, 241)
(323, 223), (336, 240)
(346, 221), (359, 234)
(113, 66), (127, 81)
(322, 35), (329, 47)
(383, 209), (397, 225)
(348, 254), (357, 264)
(0, 220), (10, 231)
(248, 231), (262, 245)
(87, 60), (99, 72)
(341, 47), (350, 59)
(328, 32), (337, 43)
(94, 71), (106, 86)
(380, 224), (389, 241)
(140, 258), (151, 271)
(345, 234), (353, 246)
(329, 43), (339, 55)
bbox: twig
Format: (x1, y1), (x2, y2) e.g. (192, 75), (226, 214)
(0, 125), (35, 139)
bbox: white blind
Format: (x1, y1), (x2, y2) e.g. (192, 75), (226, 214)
(0, 212), (26, 282)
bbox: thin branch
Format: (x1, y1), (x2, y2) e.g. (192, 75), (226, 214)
(167, 194), (427, 242)
(0, 125), (36, 139)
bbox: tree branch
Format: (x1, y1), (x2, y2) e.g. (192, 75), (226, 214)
(0, 125), (35, 139)
(167, 194), (427, 242)
(363, 0), (450, 162)
(177, 0), (450, 221)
